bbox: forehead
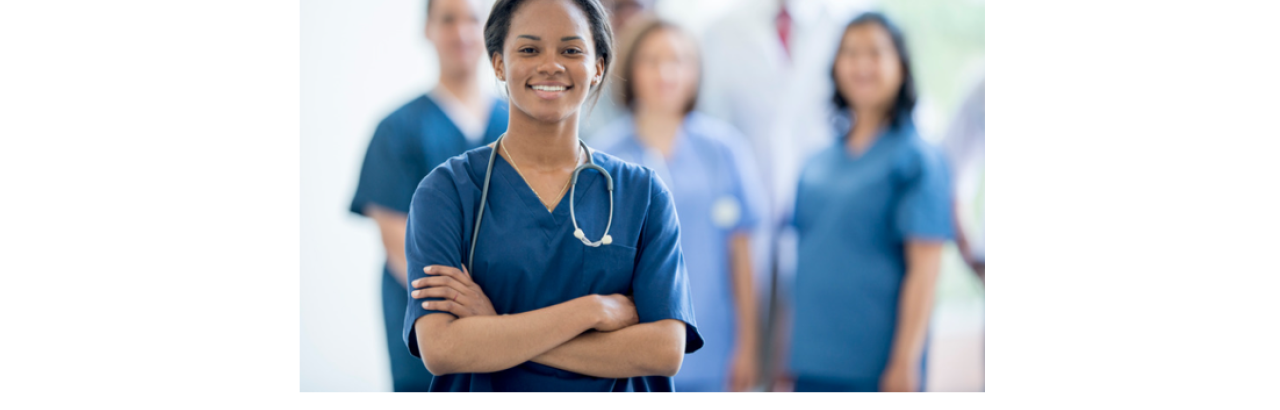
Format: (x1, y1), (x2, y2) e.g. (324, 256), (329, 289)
(508, 0), (593, 42)
(843, 23), (895, 48)
(433, 0), (482, 14)
(637, 28), (692, 55)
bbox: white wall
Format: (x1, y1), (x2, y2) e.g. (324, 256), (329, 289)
(301, 0), (437, 392)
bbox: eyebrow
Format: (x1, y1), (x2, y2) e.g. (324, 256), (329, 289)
(514, 34), (585, 42)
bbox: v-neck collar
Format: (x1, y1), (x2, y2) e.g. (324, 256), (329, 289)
(491, 148), (602, 240)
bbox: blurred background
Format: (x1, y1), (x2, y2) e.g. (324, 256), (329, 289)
(302, 0), (984, 392)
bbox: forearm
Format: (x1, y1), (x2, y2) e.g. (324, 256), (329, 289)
(729, 234), (760, 355)
(530, 319), (686, 378)
(416, 296), (600, 375)
(368, 205), (409, 286)
(888, 262), (940, 367)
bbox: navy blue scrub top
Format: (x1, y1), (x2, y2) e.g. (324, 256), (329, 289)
(788, 120), (953, 381)
(349, 95), (509, 216)
(402, 146), (705, 392)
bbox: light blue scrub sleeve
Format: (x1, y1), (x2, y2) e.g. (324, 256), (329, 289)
(725, 136), (767, 233)
(401, 166), (469, 358)
(633, 174), (705, 353)
(895, 146), (955, 241)
(350, 118), (419, 215)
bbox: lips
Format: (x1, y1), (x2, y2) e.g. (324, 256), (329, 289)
(527, 82), (572, 100)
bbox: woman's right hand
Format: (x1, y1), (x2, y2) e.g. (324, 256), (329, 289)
(591, 294), (638, 332)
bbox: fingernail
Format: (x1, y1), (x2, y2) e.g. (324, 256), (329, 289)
(424, 266), (432, 273)
(422, 302), (430, 309)
(412, 290), (421, 297)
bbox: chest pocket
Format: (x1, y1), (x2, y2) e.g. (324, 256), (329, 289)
(578, 244), (637, 296)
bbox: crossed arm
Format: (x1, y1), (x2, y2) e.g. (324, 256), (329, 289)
(410, 265), (687, 378)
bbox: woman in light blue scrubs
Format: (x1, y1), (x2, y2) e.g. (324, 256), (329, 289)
(348, 0), (508, 392)
(400, 0), (702, 392)
(781, 12), (953, 392)
(593, 18), (766, 392)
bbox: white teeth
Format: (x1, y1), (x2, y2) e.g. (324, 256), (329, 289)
(531, 85), (567, 91)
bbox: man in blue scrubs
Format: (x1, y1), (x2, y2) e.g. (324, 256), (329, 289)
(348, 0), (508, 392)
(595, 113), (766, 391)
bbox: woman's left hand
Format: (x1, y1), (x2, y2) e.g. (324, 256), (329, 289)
(411, 265), (497, 318)
(878, 360), (920, 392)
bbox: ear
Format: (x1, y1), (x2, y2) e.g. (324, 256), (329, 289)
(491, 52), (505, 82)
(592, 57), (605, 86)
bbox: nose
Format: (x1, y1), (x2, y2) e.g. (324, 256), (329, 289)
(535, 51), (566, 77)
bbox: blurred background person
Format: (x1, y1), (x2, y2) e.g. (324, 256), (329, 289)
(347, 0), (508, 392)
(593, 17), (767, 392)
(943, 78), (985, 281)
(774, 12), (952, 392)
(696, 0), (852, 384)
(578, 0), (657, 141)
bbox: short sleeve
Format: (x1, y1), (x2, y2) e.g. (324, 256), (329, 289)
(895, 145), (955, 241)
(632, 173), (705, 353)
(401, 167), (467, 358)
(349, 117), (421, 216)
(723, 135), (767, 233)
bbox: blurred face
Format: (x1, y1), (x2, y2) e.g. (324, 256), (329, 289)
(630, 28), (699, 115)
(833, 23), (904, 116)
(426, 0), (485, 74)
(493, 0), (604, 123)
(601, 0), (651, 33)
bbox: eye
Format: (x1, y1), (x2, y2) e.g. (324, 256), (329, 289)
(564, 48), (583, 55)
(519, 47), (536, 54)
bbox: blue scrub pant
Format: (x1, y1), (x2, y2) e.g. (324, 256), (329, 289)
(794, 352), (928, 392)
(794, 375), (879, 392)
(381, 266), (434, 392)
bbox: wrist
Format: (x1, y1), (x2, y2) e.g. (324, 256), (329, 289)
(577, 295), (605, 329)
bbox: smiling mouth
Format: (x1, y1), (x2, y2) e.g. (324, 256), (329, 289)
(529, 85), (570, 91)
(528, 84), (572, 99)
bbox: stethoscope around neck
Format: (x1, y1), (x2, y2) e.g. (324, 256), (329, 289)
(468, 133), (615, 271)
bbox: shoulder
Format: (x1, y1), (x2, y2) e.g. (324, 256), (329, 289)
(887, 125), (948, 177)
(416, 145), (490, 194)
(591, 150), (665, 200)
(684, 113), (750, 156)
(382, 94), (436, 125)
(588, 115), (636, 153)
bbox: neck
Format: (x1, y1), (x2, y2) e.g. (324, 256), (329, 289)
(633, 105), (685, 157)
(848, 108), (888, 152)
(503, 107), (582, 169)
(436, 67), (481, 105)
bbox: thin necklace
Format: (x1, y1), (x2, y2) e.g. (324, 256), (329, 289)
(501, 139), (581, 211)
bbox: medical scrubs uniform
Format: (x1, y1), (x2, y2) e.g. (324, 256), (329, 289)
(349, 94), (509, 392)
(594, 113), (765, 392)
(788, 120), (953, 392)
(402, 147), (705, 392)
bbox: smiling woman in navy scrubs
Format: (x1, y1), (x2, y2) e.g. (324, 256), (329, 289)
(780, 12), (953, 392)
(400, 0), (702, 392)
(348, 0), (507, 392)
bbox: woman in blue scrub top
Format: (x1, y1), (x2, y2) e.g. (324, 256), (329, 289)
(348, 0), (508, 392)
(400, 0), (703, 392)
(593, 18), (765, 392)
(780, 12), (953, 392)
